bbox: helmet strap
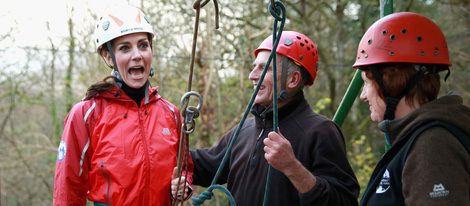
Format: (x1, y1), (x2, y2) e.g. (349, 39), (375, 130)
(278, 65), (289, 101)
(444, 68), (451, 82)
(144, 80), (150, 104)
(371, 66), (424, 120)
(106, 42), (123, 87)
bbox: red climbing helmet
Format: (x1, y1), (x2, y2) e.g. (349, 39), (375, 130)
(254, 31), (319, 85)
(353, 12), (450, 68)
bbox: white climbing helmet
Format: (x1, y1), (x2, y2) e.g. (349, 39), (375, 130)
(94, 5), (155, 52)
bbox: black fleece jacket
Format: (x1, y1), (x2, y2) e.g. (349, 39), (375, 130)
(191, 92), (359, 206)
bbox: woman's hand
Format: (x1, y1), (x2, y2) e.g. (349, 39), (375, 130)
(171, 167), (191, 200)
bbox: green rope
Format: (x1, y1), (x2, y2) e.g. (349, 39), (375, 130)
(263, 2), (286, 206)
(191, 1), (286, 205)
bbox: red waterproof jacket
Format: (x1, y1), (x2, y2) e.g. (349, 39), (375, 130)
(53, 86), (193, 206)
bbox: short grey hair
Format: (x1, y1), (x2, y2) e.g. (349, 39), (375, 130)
(279, 55), (311, 89)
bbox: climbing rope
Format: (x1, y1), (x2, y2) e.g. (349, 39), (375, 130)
(173, 0), (219, 205)
(187, 0), (219, 92)
(263, 2), (286, 206)
(191, 1), (286, 205)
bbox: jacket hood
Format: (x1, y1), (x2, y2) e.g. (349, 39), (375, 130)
(379, 95), (470, 144)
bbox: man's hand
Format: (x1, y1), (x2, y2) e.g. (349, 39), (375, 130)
(263, 131), (316, 193)
(171, 167), (190, 200)
(263, 131), (297, 174)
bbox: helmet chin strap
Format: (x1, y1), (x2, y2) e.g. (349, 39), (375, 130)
(278, 64), (289, 101)
(371, 65), (425, 121)
(278, 62), (302, 101)
(106, 42), (123, 88)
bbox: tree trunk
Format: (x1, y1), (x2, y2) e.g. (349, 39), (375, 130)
(65, 8), (75, 113)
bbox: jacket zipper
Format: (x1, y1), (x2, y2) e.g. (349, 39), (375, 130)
(100, 160), (111, 206)
(138, 107), (151, 204)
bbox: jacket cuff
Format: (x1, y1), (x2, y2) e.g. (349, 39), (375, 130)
(299, 177), (328, 204)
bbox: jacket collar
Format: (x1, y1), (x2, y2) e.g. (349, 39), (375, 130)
(378, 95), (469, 144)
(251, 91), (306, 129)
(98, 85), (160, 106)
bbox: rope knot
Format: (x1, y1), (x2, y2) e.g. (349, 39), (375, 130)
(268, 1), (285, 21)
(192, 190), (214, 205)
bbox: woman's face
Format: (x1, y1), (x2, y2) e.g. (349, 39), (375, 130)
(360, 71), (386, 122)
(104, 32), (152, 88)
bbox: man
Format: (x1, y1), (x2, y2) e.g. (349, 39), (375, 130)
(173, 31), (359, 206)
(353, 12), (470, 206)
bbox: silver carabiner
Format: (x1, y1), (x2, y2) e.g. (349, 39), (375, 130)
(180, 91), (203, 134)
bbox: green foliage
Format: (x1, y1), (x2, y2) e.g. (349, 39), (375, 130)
(348, 135), (378, 196)
(312, 97), (332, 114)
(0, 0), (469, 205)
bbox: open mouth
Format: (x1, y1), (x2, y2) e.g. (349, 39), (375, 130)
(128, 66), (145, 79)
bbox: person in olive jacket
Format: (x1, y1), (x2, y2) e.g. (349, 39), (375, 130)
(353, 12), (470, 206)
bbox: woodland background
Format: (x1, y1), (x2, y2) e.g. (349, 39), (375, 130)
(0, 0), (468, 205)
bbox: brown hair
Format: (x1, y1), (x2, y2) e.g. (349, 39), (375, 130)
(84, 76), (119, 100)
(363, 64), (441, 107)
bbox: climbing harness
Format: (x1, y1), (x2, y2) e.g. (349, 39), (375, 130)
(172, 0), (219, 205)
(191, 1), (286, 205)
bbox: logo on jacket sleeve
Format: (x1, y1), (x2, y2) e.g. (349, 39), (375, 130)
(429, 183), (450, 198)
(376, 169), (391, 194)
(57, 140), (67, 162)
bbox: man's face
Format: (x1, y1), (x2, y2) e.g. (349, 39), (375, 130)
(249, 51), (283, 106)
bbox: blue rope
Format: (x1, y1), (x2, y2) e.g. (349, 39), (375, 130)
(191, 1), (286, 205)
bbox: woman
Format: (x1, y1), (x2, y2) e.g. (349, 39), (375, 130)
(353, 12), (470, 206)
(53, 5), (193, 205)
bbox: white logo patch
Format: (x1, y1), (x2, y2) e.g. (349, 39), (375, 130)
(162, 128), (171, 136)
(376, 169), (391, 194)
(57, 140), (67, 162)
(429, 183), (450, 198)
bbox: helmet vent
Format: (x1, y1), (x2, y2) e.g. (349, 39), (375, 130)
(420, 51), (425, 56)
(382, 30), (387, 35)
(307, 47), (311, 51)
(434, 50), (439, 55)
(102, 21), (110, 31)
(368, 39), (372, 45)
(390, 34), (396, 40)
(389, 51), (395, 56)
(296, 36), (301, 40)
(300, 43), (305, 47)
(401, 29), (407, 34)
(417, 36), (423, 42)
